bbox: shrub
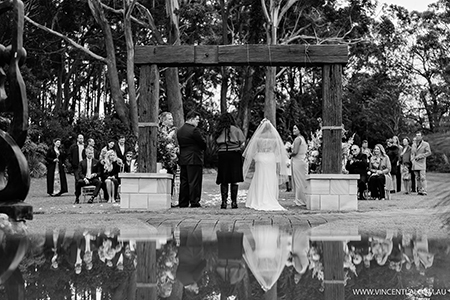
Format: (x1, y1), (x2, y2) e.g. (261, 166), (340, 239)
(22, 138), (48, 178)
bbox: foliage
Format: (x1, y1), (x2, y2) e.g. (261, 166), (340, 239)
(157, 129), (178, 174)
(21, 137), (48, 178)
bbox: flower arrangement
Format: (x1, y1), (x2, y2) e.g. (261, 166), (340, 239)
(305, 122), (355, 174)
(157, 128), (178, 174)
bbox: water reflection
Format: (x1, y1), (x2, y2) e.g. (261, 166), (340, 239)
(1, 223), (449, 300)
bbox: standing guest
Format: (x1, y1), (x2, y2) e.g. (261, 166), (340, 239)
(83, 138), (99, 159)
(367, 144), (392, 200)
(411, 131), (432, 195)
(176, 111), (207, 208)
(46, 138), (68, 197)
(361, 140), (372, 161)
(74, 146), (102, 204)
(400, 137), (412, 194)
(214, 113), (245, 209)
(123, 151), (136, 173)
(386, 138), (400, 193)
(411, 137), (417, 192)
(159, 112), (179, 207)
(99, 150), (123, 203)
(101, 140), (116, 160)
(290, 124), (308, 207)
(68, 134), (85, 176)
(345, 145), (368, 200)
(392, 136), (403, 192)
(284, 138), (293, 192)
(114, 135), (129, 162)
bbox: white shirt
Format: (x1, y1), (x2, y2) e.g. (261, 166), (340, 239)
(78, 144), (84, 162)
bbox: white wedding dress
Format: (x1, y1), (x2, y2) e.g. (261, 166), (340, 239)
(245, 138), (286, 211)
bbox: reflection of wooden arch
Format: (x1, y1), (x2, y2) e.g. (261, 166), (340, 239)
(135, 44), (348, 174)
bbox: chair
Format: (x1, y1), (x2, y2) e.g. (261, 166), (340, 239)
(81, 185), (103, 202)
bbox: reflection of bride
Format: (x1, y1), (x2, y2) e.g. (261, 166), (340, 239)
(242, 226), (290, 292)
(243, 119), (289, 211)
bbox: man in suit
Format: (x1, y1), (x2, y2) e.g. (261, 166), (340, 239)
(114, 135), (128, 162)
(176, 111), (207, 208)
(346, 145), (369, 200)
(74, 146), (102, 204)
(82, 138), (99, 159)
(411, 131), (432, 195)
(69, 134), (85, 176)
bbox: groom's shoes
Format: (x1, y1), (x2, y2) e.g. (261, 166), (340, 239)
(74, 198), (79, 204)
(88, 196), (96, 204)
(190, 203), (201, 208)
(231, 201), (238, 209)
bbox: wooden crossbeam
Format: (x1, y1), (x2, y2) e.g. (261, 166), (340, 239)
(135, 44), (348, 66)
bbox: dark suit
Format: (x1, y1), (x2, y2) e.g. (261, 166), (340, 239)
(346, 152), (368, 200)
(176, 123), (207, 207)
(113, 143), (130, 162)
(69, 143), (85, 175)
(46, 147), (68, 195)
(75, 158), (102, 199)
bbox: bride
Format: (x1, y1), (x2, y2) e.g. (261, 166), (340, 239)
(243, 119), (290, 211)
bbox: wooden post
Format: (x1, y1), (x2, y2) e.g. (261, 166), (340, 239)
(321, 64), (343, 174)
(138, 64), (159, 173)
(136, 241), (157, 300)
(323, 241), (345, 300)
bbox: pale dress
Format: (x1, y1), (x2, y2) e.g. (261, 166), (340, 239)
(245, 138), (286, 211)
(291, 135), (307, 206)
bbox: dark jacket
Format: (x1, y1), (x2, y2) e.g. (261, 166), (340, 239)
(386, 145), (400, 175)
(68, 143), (85, 173)
(46, 147), (68, 195)
(346, 152), (368, 176)
(76, 158), (101, 181)
(176, 123), (207, 166)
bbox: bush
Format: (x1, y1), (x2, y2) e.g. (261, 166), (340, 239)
(22, 138), (48, 178)
(427, 152), (450, 173)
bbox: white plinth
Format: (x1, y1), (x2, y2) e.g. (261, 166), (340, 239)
(119, 172), (173, 210)
(306, 174), (359, 211)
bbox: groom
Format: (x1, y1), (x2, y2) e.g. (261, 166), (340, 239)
(176, 111), (207, 208)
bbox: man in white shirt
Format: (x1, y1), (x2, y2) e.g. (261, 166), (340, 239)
(74, 147), (102, 204)
(69, 134), (85, 176)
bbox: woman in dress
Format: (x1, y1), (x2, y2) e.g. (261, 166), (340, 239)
(400, 137), (412, 194)
(367, 144), (392, 200)
(214, 113), (245, 209)
(290, 124), (308, 207)
(99, 150), (123, 202)
(158, 112), (179, 207)
(243, 119), (289, 211)
(46, 138), (68, 196)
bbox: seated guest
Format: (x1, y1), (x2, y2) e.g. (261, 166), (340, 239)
(74, 146), (102, 204)
(346, 145), (368, 200)
(82, 138), (99, 159)
(367, 144), (392, 200)
(99, 150), (123, 203)
(123, 151), (136, 173)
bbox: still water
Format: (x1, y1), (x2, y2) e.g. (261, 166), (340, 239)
(1, 222), (449, 300)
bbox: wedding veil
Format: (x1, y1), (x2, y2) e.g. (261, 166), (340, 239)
(242, 118), (290, 184)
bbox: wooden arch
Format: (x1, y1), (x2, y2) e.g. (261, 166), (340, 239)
(135, 44), (348, 174)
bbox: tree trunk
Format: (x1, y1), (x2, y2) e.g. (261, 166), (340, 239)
(264, 66), (276, 126)
(165, 68), (184, 127)
(89, 0), (129, 128)
(124, 0), (139, 138)
(236, 66), (255, 138)
(220, 0), (229, 114)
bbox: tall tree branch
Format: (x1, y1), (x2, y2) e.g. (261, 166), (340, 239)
(24, 16), (107, 63)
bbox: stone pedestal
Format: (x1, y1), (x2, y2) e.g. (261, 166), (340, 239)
(306, 174), (359, 211)
(119, 173), (173, 210)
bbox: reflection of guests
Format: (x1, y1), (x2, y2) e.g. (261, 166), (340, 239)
(62, 229), (84, 274)
(99, 150), (123, 202)
(400, 137), (412, 194)
(176, 229), (206, 295)
(243, 119), (289, 211)
(242, 226), (290, 292)
(74, 146), (102, 204)
(176, 111), (207, 208)
(290, 228), (310, 283)
(290, 124), (308, 207)
(214, 113), (245, 209)
(46, 138), (68, 197)
(215, 231), (246, 296)
(411, 131), (432, 196)
(413, 233), (434, 274)
(367, 144), (392, 200)
(44, 228), (66, 270)
(345, 145), (368, 200)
